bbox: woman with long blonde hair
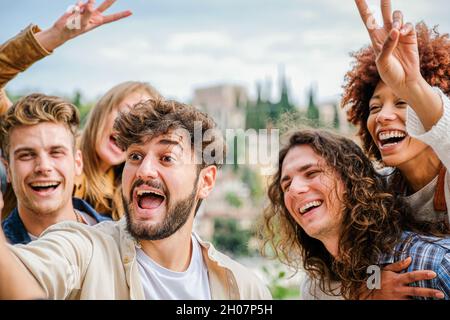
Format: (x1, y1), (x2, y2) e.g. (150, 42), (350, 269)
(75, 81), (161, 220)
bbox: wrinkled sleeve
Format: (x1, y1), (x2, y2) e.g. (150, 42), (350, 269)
(406, 87), (450, 218)
(0, 24), (52, 114)
(8, 223), (93, 300)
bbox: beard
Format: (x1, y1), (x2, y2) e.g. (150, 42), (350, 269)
(123, 177), (199, 241)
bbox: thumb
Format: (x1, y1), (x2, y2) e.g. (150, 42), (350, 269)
(377, 28), (399, 64)
(383, 257), (412, 272)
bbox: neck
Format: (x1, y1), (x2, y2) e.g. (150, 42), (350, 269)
(18, 200), (77, 237)
(397, 148), (441, 192)
(318, 234), (340, 259)
(139, 218), (194, 272)
(99, 161), (112, 175)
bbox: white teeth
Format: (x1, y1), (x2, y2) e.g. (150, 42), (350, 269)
(378, 130), (406, 141)
(30, 182), (59, 187)
(137, 190), (164, 197)
(300, 200), (323, 214)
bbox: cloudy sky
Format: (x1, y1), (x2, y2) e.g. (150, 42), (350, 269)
(1, 0), (449, 105)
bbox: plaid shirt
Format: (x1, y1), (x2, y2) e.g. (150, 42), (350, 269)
(379, 231), (450, 300)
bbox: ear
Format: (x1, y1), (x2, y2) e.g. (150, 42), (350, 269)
(74, 149), (83, 176)
(197, 166), (217, 200)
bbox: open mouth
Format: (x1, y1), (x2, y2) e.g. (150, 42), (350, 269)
(299, 200), (323, 215)
(110, 135), (120, 148)
(136, 189), (166, 210)
(29, 181), (61, 193)
(377, 130), (407, 148)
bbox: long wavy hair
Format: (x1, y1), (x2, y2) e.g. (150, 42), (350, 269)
(79, 81), (161, 220)
(263, 129), (446, 299)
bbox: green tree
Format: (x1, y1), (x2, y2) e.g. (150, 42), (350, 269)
(306, 86), (320, 126)
(212, 218), (251, 257)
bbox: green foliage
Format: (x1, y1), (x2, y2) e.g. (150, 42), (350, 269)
(333, 103), (340, 129)
(262, 265), (300, 300)
(306, 87), (320, 126)
(225, 191), (243, 208)
(241, 166), (264, 201)
(212, 218), (252, 257)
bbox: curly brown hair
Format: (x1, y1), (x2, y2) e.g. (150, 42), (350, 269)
(263, 129), (444, 299)
(113, 98), (226, 170)
(342, 22), (450, 161)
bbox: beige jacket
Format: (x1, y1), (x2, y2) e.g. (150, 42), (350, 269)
(0, 24), (50, 114)
(9, 219), (272, 300)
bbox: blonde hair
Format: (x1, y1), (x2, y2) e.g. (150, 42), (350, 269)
(0, 93), (79, 219)
(79, 81), (161, 220)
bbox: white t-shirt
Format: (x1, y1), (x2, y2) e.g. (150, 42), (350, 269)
(136, 235), (211, 300)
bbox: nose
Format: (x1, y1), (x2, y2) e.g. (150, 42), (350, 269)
(287, 176), (309, 197)
(376, 104), (397, 124)
(34, 154), (53, 175)
(136, 155), (159, 180)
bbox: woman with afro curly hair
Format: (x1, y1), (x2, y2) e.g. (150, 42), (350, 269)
(343, 0), (450, 229)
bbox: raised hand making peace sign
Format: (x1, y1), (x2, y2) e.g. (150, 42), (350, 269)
(355, 0), (443, 130)
(36, 0), (132, 52)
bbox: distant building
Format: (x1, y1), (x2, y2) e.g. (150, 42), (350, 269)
(192, 84), (248, 131)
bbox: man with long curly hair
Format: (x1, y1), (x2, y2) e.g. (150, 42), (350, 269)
(263, 129), (450, 300)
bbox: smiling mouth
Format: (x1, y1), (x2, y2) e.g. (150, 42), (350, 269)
(136, 190), (166, 210)
(29, 181), (61, 192)
(378, 130), (407, 148)
(299, 200), (323, 215)
(110, 135), (119, 147)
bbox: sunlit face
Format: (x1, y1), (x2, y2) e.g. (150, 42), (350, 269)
(121, 130), (201, 240)
(6, 122), (82, 217)
(96, 91), (155, 171)
(281, 145), (344, 240)
(367, 81), (431, 168)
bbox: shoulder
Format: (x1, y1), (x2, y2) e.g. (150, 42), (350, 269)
(401, 232), (450, 270)
(39, 219), (121, 250)
(196, 235), (272, 299)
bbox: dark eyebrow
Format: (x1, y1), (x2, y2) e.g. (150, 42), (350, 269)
(370, 95), (381, 101)
(280, 163), (315, 185)
(158, 139), (184, 152)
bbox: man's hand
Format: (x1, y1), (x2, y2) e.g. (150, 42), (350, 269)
(362, 257), (445, 300)
(35, 0), (132, 52)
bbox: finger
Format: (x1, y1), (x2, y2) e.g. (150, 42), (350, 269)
(399, 270), (437, 285)
(102, 11), (132, 24)
(381, 0), (392, 29)
(392, 10), (403, 30)
(86, 0), (96, 13)
(399, 286), (445, 299)
(80, 0), (96, 26)
(355, 0), (379, 31)
(383, 257), (412, 272)
(400, 22), (414, 36)
(97, 0), (116, 13)
(377, 28), (400, 64)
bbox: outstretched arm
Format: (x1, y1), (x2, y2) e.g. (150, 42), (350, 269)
(354, 0), (443, 131)
(0, 223), (45, 299)
(0, 0), (131, 113)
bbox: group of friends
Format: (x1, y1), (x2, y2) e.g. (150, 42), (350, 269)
(0, 0), (449, 300)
